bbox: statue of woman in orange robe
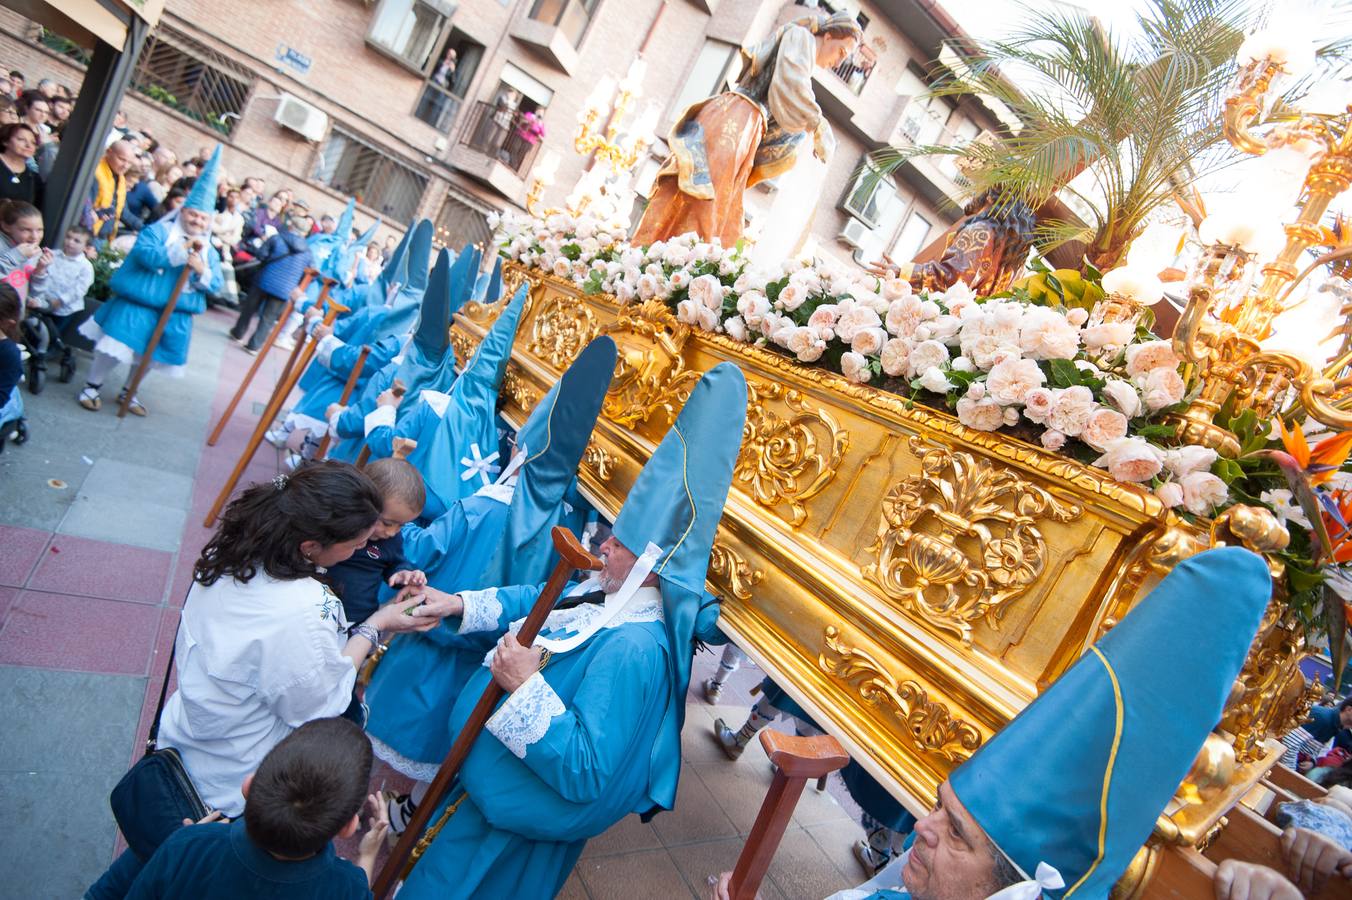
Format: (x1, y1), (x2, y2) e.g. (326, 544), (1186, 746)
(633, 12), (861, 248)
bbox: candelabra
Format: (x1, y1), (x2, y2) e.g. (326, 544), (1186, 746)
(1159, 29), (1352, 450)
(526, 57), (660, 218)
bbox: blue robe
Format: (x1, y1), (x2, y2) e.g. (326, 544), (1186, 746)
(89, 221), (223, 366)
(393, 585), (673, 900)
(290, 333), (401, 426)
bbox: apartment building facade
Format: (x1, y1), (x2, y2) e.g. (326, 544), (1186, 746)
(0, 0), (1002, 265)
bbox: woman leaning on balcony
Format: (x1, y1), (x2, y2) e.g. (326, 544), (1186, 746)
(632, 11), (860, 247)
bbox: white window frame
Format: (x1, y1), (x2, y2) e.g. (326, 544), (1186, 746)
(367, 0), (457, 74)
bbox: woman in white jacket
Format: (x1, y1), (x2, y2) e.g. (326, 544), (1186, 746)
(159, 461), (441, 816)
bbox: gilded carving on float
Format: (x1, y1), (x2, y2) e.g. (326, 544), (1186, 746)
(709, 541), (765, 601)
(528, 294), (599, 370)
(734, 380), (849, 526)
(600, 300), (701, 427)
(819, 625), (984, 764)
(502, 368), (540, 414)
(862, 437), (1083, 645)
(449, 330), (477, 369)
(581, 441), (616, 482)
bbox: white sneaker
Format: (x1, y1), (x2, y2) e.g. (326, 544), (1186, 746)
(264, 426), (289, 448)
(275, 335), (297, 351)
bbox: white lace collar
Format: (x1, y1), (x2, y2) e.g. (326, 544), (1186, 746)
(482, 585), (663, 667)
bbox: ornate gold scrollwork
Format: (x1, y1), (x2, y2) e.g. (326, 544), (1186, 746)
(819, 625), (983, 764)
(581, 441), (615, 482)
(449, 330), (477, 369)
(502, 369), (539, 414)
(528, 293), (599, 370)
(734, 380), (849, 527)
(863, 437), (1083, 645)
(600, 301), (702, 428)
(709, 541), (765, 601)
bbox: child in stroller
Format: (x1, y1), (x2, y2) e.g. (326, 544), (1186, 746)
(21, 224), (93, 393)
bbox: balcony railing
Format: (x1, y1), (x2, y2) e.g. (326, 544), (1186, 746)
(460, 102), (544, 175)
(415, 82), (464, 134)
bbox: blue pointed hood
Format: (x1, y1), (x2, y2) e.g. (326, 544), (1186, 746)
(451, 245), (482, 317)
(480, 337), (616, 587)
(611, 362), (748, 812)
(413, 283), (530, 516)
(483, 256), (504, 304)
(367, 219), (432, 344)
(391, 246), (476, 410)
(951, 546), (1270, 898)
(184, 145), (222, 213)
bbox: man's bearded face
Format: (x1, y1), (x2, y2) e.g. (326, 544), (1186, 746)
(180, 208), (212, 236)
(596, 536), (638, 595)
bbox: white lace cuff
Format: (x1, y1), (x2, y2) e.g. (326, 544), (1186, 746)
(327, 406), (345, 438)
(486, 671), (565, 760)
(316, 334), (343, 368)
(364, 404), (396, 436)
(458, 588), (503, 634)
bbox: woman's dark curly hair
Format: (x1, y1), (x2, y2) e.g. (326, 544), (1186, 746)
(195, 461), (382, 587)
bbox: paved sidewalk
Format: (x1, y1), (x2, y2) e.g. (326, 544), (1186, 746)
(0, 308), (870, 899)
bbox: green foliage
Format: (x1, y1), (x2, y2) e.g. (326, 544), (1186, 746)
(88, 246), (127, 303)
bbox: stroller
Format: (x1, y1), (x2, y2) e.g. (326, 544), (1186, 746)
(20, 309), (78, 394)
(0, 347), (27, 453)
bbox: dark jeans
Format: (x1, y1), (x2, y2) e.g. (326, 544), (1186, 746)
(85, 848), (143, 899)
(246, 294), (288, 351)
(228, 282), (264, 340)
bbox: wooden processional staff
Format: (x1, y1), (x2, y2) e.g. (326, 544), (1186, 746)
(118, 238), (202, 418)
(370, 526), (602, 899)
(203, 278), (343, 528)
(206, 268), (319, 446)
(312, 345), (370, 460)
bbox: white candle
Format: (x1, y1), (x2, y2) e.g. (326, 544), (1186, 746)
(1238, 25), (1316, 77)
(585, 77), (616, 113)
(1102, 265), (1166, 306)
(534, 151), (561, 187)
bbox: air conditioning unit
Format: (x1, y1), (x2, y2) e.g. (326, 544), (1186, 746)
(273, 93), (328, 142)
(838, 216), (870, 249)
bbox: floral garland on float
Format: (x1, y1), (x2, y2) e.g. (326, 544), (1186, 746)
(489, 208), (1352, 633)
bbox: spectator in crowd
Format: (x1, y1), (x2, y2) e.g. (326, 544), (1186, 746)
(88, 139), (137, 242)
(0, 73), (12, 100)
(242, 175), (265, 208)
(243, 190), (287, 252)
(154, 462), (440, 819)
(35, 78), (56, 100)
(50, 94), (71, 127)
(380, 234), (397, 262)
(108, 107), (130, 144)
(210, 187), (246, 307)
(0, 97), (16, 126)
(117, 165), (150, 233)
(123, 164), (161, 229)
(232, 206), (314, 354)
(153, 184), (188, 225)
(0, 283), (23, 449)
(150, 163), (182, 209)
(182, 157), (202, 179)
(0, 200), (52, 299)
(0, 123), (41, 204)
(23, 225), (93, 379)
(8, 71), (24, 97)
(17, 91), (49, 138)
(87, 717), (388, 900)
(354, 240), (382, 285)
(320, 213), (337, 235)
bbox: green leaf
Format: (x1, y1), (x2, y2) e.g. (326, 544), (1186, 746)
(1135, 423), (1177, 440)
(1082, 257), (1104, 283)
(560, 243), (581, 261)
(1044, 271), (1067, 303)
(1048, 358), (1082, 388)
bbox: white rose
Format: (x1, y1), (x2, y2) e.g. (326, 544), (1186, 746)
(1093, 437), (1164, 483)
(1041, 429), (1067, 451)
(841, 351), (872, 384)
(966, 381), (987, 401)
(1156, 481), (1185, 508)
(777, 282), (807, 311)
(1138, 367), (1186, 411)
(668, 269), (690, 291)
(1180, 471), (1228, 516)
(637, 273), (661, 300)
(724, 316), (748, 342)
(1066, 307), (1089, 327)
(1003, 407), (1020, 427)
(1125, 340), (1180, 377)
(952, 356), (975, 373)
(880, 338), (912, 377)
(689, 274), (725, 311)
(1082, 321), (1135, 354)
(1023, 387), (1055, 424)
(675, 299), (700, 325)
(882, 277), (913, 300)
(836, 305), (883, 343)
(1019, 307), (1081, 360)
(737, 290), (771, 326)
(908, 340), (950, 378)
(918, 366), (955, 394)
(886, 296), (924, 339)
(807, 304), (840, 337)
(1047, 385), (1096, 437)
(787, 326), (826, 362)
(695, 305), (720, 332)
(852, 327), (888, 356)
(614, 282), (636, 303)
(957, 396), (1006, 431)
(1165, 445), (1218, 479)
(943, 281), (975, 307)
(985, 358), (1046, 406)
(552, 258), (571, 277)
(1100, 379), (1143, 418)
(929, 315), (963, 344)
(1081, 407), (1130, 451)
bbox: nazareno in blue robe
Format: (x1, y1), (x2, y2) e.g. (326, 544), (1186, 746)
(393, 584), (673, 900)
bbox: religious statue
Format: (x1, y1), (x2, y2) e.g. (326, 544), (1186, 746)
(869, 189), (1037, 296)
(632, 11), (862, 247)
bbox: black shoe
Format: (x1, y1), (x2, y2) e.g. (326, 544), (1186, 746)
(26, 356), (45, 394)
(58, 350), (76, 383)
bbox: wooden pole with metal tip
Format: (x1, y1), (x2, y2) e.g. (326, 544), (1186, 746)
(371, 526), (601, 899)
(205, 267), (317, 446)
(203, 289), (347, 528)
(313, 345), (370, 460)
(118, 239), (200, 418)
